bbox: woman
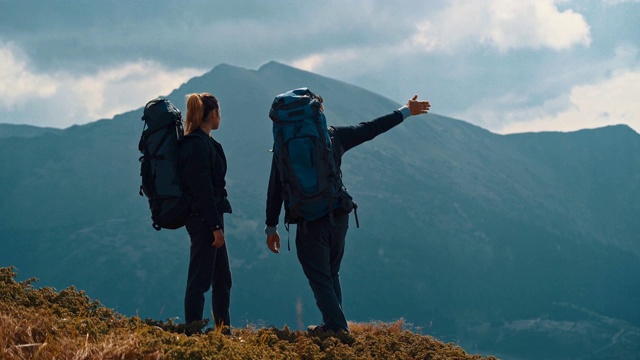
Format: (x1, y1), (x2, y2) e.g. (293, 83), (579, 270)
(179, 92), (232, 334)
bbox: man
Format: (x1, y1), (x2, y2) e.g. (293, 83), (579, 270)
(265, 90), (431, 333)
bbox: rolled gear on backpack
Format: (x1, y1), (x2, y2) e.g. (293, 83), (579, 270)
(138, 98), (189, 230)
(269, 88), (353, 223)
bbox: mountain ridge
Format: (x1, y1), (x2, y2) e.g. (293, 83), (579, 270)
(0, 123), (64, 139)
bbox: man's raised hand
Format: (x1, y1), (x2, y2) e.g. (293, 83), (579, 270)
(407, 95), (431, 116)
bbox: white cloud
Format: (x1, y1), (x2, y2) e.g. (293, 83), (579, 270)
(291, 52), (353, 74)
(290, 48), (376, 75)
(0, 42), (57, 108)
(412, 0), (591, 52)
(498, 69), (640, 134)
(289, 0), (594, 87)
(68, 62), (203, 122)
(0, 42), (204, 127)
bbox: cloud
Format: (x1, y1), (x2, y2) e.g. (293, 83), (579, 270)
(289, 0), (593, 84)
(602, 0), (640, 4)
(449, 44), (640, 134)
(0, 42), (203, 127)
(67, 62), (204, 122)
(497, 69), (640, 134)
(291, 52), (358, 74)
(412, 0), (591, 52)
(290, 47), (384, 76)
(0, 41), (57, 108)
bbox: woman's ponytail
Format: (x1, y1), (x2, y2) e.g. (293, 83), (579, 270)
(185, 93), (204, 135)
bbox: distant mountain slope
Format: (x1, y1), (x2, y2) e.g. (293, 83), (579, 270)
(1, 61), (639, 360)
(0, 123), (63, 139)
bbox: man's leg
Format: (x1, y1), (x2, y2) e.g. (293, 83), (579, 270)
(329, 214), (348, 306)
(296, 215), (349, 332)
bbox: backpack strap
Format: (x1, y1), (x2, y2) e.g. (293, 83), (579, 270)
(274, 128), (296, 212)
(316, 119), (337, 229)
(353, 203), (359, 228)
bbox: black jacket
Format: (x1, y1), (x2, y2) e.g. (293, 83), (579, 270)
(265, 110), (405, 227)
(180, 128), (232, 231)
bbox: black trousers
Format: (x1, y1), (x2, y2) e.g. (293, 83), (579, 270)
(296, 212), (349, 332)
(184, 216), (232, 328)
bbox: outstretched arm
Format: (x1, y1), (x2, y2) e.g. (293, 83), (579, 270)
(334, 94), (432, 152)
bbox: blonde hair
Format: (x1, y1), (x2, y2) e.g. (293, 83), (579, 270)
(185, 93), (219, 134)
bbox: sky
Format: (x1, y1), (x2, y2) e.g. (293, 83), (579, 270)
(0, 0), (638, 134)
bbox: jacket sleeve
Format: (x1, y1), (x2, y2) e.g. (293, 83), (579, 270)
(265, 153), (283, 227)
(180, 136), (223, 231)
(332, 110), (405, 153)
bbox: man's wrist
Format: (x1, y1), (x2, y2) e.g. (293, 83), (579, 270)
(265, 225), (277, 236)
(399, 106), (411, 119)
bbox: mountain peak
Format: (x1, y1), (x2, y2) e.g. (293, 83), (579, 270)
(258, 60), (285, 70)
(258, 60), (296, 72)
(592, 123), (638, 136)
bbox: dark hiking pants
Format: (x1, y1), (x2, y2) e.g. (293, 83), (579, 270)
(184, 217), (232, 328)
(296, 212), (349, 332)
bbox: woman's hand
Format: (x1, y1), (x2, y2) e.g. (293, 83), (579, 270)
(212, 229), (225, 248)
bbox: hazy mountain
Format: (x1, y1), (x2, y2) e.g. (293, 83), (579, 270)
(0, 123), (63, 139)
(1, 61), (639, 360)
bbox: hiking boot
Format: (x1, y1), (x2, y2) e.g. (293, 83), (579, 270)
(307, 324), (329, 334)
(221, 326), (232, 337)
(204, 326), (232, 337)
(307, 324), (353, 344)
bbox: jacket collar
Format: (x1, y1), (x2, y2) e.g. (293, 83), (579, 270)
(191, 127), (210, 139)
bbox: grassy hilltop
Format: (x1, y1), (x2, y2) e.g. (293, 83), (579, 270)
(1, 267), (496, 360)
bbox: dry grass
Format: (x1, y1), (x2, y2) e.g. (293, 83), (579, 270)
(1, 267), (498, 359)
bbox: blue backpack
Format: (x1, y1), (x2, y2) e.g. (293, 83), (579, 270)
(269, 88), (353, 223)
(138, 98), (189, 230)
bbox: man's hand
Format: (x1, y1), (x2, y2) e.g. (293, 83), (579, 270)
(406, 95), (431, 116)
(267, 232), (281, 254)
(212, 229), (225, 248)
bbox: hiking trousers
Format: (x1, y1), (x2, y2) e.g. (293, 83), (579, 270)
(296, 212), (349, 332)
(184, 216), (232, 328)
